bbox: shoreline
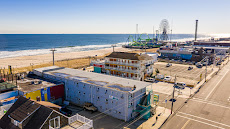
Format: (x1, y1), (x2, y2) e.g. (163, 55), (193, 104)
(0, 47), (137, 69)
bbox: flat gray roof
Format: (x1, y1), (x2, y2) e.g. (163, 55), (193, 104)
(35, 66), (151, 93)
(17, 77), (57, 93)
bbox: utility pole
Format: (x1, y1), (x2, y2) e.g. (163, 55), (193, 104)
(195, 20), (198, 41)
(171, 75), (176, 114)
(50, 48), (56, 66)
(205, 57), (208, 82)
(111, 45), (116, 52)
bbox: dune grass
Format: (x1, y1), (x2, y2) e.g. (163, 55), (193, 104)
(1, 48), (158, 74)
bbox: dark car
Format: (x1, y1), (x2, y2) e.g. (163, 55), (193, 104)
(60, 107), (72, 116)
(166, 63), (172, 67)
(188, 66), (193, 70)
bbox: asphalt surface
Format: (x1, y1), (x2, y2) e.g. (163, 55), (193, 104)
(161, 62), (230, 129)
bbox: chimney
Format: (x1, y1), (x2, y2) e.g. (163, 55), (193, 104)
(195, 20), (198, 41)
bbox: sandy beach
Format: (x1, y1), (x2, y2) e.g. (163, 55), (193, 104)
(0, 47), (133, 68)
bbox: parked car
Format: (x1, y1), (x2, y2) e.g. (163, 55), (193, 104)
(166, 63), (172, 67)
(175, 82), (186, 89)
(145, 78), (155, 82)
(188, 66), (193, 70)
(83, 102), (98, 113)
(156, 74), (164, 79)
(60, 107), (72, 117)
(196, 62), (203, 68)
(164, 76), (171, 81)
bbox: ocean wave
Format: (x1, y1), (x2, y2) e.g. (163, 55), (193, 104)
(0, 42), (127, 59)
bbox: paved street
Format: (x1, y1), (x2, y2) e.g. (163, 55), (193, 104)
(161, 62), (230, 129)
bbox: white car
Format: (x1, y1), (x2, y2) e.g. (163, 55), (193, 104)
(164, 76), (171, 81)
(145, 78), (155, 82)
(176, 82), (186, 89)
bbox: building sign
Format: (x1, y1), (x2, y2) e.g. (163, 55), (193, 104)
(109, 95), (118, 100)
(93, 64), (104, 68)
(153, 94), (159, 102)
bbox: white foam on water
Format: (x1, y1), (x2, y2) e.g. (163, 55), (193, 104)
(0, 42), (127, 59)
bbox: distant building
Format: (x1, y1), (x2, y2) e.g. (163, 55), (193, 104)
(0, 96), (93, 129)
(104, 52), (155, 81)
(33, 66), (151, 121)
(159, 47), (193, 60)
(194, 41), (230, 47)
(159, 46), (228, 63)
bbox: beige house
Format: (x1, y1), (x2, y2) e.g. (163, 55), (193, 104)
(104, 52), (154, 81)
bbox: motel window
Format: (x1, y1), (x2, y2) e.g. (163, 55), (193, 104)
(121, 94), (124, 99)
(105, 99), (108, 104)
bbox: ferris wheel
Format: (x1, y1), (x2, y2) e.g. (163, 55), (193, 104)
(159, 19), (170, 41)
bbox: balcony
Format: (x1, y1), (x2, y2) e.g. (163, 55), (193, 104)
(61, 114), (93, 129)
(104, 66), (139, 74)
(105, 61), (140, 67)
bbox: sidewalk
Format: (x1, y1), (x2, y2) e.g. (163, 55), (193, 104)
(137, 106), (171, 129)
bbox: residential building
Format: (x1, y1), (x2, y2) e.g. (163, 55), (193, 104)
(33, 66), (151, 121)
(104, 52), (155, 81)
(90, 59), (105, 73)
(0, 96), (93, 129)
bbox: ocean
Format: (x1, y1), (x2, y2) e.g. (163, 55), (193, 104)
(0, 34), (210, 58)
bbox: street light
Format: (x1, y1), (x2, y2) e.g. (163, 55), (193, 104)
(171, 75), (177, 114)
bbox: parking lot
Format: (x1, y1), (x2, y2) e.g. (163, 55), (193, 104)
(153, 62), (214, 86)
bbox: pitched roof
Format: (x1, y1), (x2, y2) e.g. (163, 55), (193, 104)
(0, 96), (53, 129)
(106, 52), (152, 60)
(0, 96), (28, 129)
(23, 105), (53, 129)
(9, 100), (40, 122)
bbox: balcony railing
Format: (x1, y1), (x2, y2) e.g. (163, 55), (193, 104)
(104, 66), (139, 73)
(68, 114), (93, 129)
(105, 61), (140, 67)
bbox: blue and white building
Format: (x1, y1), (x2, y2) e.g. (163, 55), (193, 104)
(33, 66), (151, 121)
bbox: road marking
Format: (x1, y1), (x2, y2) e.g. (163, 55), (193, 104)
(205, 68), (230, 100)
(181, 120), (190, 129)
(176, 114), (225, 129)
(178, 112), (230, 128)
(191, 98), (230, 109)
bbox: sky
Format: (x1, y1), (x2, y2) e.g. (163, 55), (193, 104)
(0, 0), (230, 34)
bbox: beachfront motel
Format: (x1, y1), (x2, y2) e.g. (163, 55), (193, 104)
(33, 66), (151, 121)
